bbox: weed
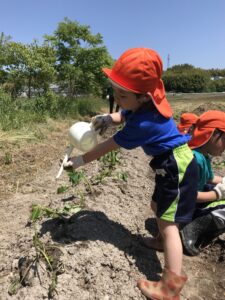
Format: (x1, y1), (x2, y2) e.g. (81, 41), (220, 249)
(4, 152), (12, 164)
(57, 185), (69, 194)
(33, 233), (63, 298)
(213, 160), (225, 169)
(117, 171), (128, 182)
(77, 190), (86, 207)
(30, 203), (82, 223)
(100, 150), (120, 168)
(92, 168), (112, 184)
(67, 170), (86, 186)
(8, 278), (21, 296)
(48, 272), (58, 299)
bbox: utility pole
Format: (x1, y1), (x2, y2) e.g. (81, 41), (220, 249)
(167, 54), (170, 69)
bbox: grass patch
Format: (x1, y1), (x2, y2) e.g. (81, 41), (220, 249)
(0, 89), (107, 131)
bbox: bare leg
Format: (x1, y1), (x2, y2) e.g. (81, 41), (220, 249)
(157, 218), (182, 275)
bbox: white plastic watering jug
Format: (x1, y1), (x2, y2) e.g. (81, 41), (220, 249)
(68, 121), (98, 152)
(56, 121), (98, 179)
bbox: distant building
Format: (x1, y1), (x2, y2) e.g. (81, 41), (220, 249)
(211, 76), (224, 81)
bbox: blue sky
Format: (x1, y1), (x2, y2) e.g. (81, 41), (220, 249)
(1, 0), (225, 69)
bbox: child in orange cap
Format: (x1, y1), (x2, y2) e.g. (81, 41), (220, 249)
(177, 112), (198, 135)
(180, 110), (225, 256)
(64, 47), (198, 299)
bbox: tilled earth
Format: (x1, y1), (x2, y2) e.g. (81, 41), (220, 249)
(0, 119), (225, 300)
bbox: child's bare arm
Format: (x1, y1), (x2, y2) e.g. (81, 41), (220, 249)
(208, 175), (223, 185)
(64, 137), (120, 170)
(83, 137), (119, 163)
(196, 191), (218, 203)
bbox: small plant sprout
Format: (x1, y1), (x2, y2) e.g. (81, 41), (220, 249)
(4, 152), (12, 165)
(67, 170), (86, 186)
(57, 185), (69, 194)
(100, 150), (120, 168)
(30, 203), (82, 223)
(117, 171), (128, 182)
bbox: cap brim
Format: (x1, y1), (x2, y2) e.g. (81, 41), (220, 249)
(102, 68), (112, 78)
(103, 68), (141, 93)
(102, 68), (173, 119)
(188, 128), (214, 149)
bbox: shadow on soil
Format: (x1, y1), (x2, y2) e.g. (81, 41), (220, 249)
(40, 210), (162, 281)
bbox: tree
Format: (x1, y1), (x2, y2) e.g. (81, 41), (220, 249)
(163, 65), (211, 93)
(168, 64), (195, 72)
(0, 32), (12, 85)
(2, 41), (56, 98)
(44, 18), (113, 97)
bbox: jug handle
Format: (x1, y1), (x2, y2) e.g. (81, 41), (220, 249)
(56, 145), (74, 179)
(90, 122), (101, 134)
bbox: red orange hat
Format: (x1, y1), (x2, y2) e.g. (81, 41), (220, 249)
(177, 113), (198, 133)
(102, 48), (173, 118)
(189, 110), (225, 149)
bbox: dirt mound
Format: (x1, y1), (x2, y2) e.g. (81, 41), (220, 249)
(192, 102), (225, 115)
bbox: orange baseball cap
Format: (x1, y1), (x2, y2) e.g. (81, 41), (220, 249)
(177, 113), (198, 133)
(102, 48), (173, 118)
(189, 110), (225, 149)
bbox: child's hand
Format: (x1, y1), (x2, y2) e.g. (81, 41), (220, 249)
(213, 182), (225, 200)
(91, 114), (112, 135)
(63, 155), (84, 170)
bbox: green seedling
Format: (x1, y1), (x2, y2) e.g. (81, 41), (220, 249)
(48, 272), (58, 299)
(100, 150), (120, 168)
(213, 160), (225, 169)
(83, 176), (94, 194)
(60, 203), (82, 215)
(4, 152), (12, 165)
(33, 232), (53, 271)
(77, 190), (86, 207)
(67, 170), (85, 186)
(31, 205), (58, 222)
(30, 203), (82, 223)
(92, 168), (112, 184)
(57, 185), (69, 194)
(8, 278), (21, 295)
(33, 233), (63, 298)
(117, 171), (128, 182)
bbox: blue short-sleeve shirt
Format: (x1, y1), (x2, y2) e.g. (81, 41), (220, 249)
(113, 109), (191, 156)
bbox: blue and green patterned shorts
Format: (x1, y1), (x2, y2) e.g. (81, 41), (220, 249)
(150, 144), (198, 224)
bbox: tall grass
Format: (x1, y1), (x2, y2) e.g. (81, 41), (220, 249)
(0, 89), (105, 131)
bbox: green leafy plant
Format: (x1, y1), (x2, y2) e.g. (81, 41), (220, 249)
(8, 278), (21, 295)
(30, 203), (82, 223)
(67, 170), (85, 186)
(57, 185), (69, 194)
(100, 150), (120, 168)
(213, 160), (225, 168)
(4, 152), (12, 164)
(33, 233), (64, 298)
(117, 171), (128, 182)
(92, 168), (112, 184)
